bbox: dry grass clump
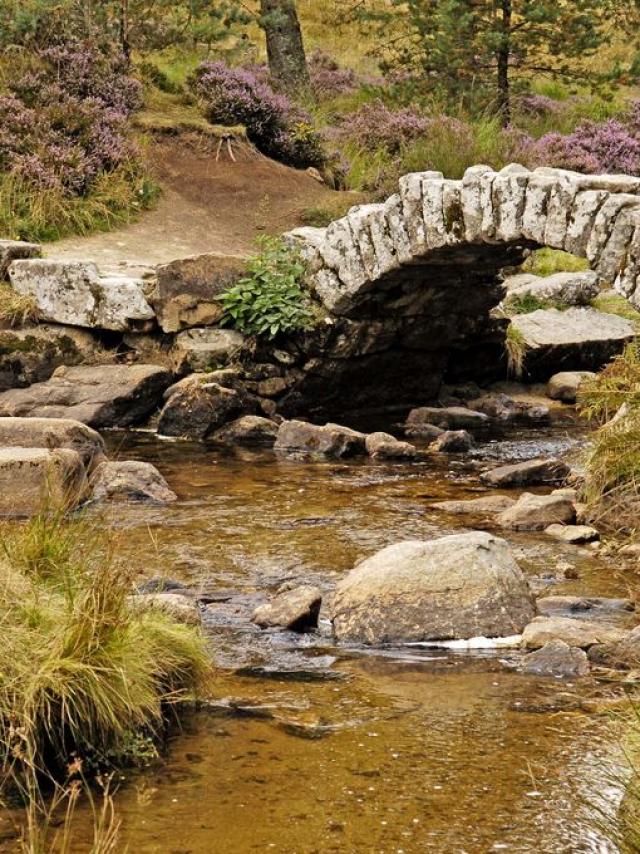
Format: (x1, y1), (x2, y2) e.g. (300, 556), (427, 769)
(578, 344), (640, 532)
(505, 323), (527, 379)
(0, 282), (39, 327)
(0, 512), (212, 798)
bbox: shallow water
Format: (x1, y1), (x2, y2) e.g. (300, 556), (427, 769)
(5, 420), (638, 852)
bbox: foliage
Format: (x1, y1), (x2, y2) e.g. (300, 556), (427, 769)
(218, 237), (316, 339)
(0, 282), (39, 328)
(0, 513), (212, 787)
(577, 345), (640, 531)
(348, 0), (614, 121)
(308, 49), (370, 99)
(529, 120), (640, 175)
(189, 61), (324, 168)
(331, 100), (430, 154)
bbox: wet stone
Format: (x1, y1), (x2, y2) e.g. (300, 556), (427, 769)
(520, 640), (590, 678)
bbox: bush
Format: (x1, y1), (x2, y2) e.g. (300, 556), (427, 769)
(529, 120), (640, 175)
(309, 50), (359, 99)
(189, 61), (324, 168)
(332, 100), (430, 154)
(218, 237), (316, 339)
(0, 513), (212, 786)
(0, 39), (153, 240)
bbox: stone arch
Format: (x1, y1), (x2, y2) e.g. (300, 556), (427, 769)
(276, 165), (640, 413)
(289, 164), (640, 316)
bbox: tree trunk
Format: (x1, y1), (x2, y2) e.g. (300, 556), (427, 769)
(497, 0), (512, 127)
(120, 0), (131, 62)
(259, 0), (310, 92)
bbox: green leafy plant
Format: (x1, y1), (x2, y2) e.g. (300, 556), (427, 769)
(218, 237), (316, 339)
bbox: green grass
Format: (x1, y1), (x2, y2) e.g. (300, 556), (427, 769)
(0, 162), (159, 244)
(520, 248), (590, 277)
(592, 292), (640, 326)
(505, 324), (528, 379)
(0, 512), (212, 790)
(502, 293), (558, 315)
(299, 192), (367, 227)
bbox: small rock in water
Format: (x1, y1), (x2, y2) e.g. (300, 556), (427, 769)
(521, 616), (627, 649)
(429, 430), (473, 453)
(404, 422), (444, 441)
(469, 393), (549, 424)
(497, 493), (575, 531)
(90, 461), (177, 504)
(365, 431), (417, 460)
(480, 458), (570, 488)
(547, 371), (595, 404)
(212, 415), (279, 447)
(406, 406), (489, 431)
(274, 420), (366, 459)
(544, 524), (599, 544)
(252, 585), (322, 632)
(537, 595), (635, 616)
(134, 592), (200, 625)
(520, 640), (590, 678)
(430, 495), (516, 515)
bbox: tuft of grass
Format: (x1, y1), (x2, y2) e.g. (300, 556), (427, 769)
(505, 324), (528, 379)
(578, 345), (640, 532)
(503, 293), (557, 315)
(520, 248), (589, 277)
(0, 513), (212, 792)
(0, 282), (39, 328)
(592, 292), (640, 327)
(299, 192), (367, 227)
(0, 163), (159, 244)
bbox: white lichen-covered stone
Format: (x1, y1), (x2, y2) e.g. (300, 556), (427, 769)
(521, 172), (557, 243)
(597, 205), (640, 284)
(8, 260), (155, 332)
(492, 164), (530, 242)
(398, 171), (442, 255)
(317, 217), (367, 292)
(564, 190), (608, 256)
(347, 204), (383, 280)
(461, 165), (493, 242)
(586, 194), (640, 266)
(384, 194), (413, 264)
(0, 239), (41, 279)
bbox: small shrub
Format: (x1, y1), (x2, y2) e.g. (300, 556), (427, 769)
(578, 343), (640, 424)
(333, 100), (430, 154)
(309, 50), (359, 99)
(189, 61), (324, 168)
(218, 237), (316, 339)
(530, 120), (640, 175)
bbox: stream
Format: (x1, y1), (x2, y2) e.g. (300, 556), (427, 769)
(5, 413), (639, 852)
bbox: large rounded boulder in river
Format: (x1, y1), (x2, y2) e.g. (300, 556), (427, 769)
(330, 531), (536, 644)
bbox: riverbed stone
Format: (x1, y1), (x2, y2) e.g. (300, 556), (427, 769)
(480, 458), (570, 488)
(0, 446), (86, 517)
(365, 431), (417, 459)
(547, 371), (595, 403)
(8, 260), (155, 332)
(510, 308), (635, 379)
(171, 327), (246, 373)
(404, 422), (444, 441)
(331, 531), (536, 644)
(0, 416), (105, 470)
(158, 382), (241, 439)
(406, 406), (490, 431)
(90, 461), (177, 504)
(0, 325), (98, 391)
(536, 595), (635, 616)
(469, 393), (550, 424)
(275, 420), (366, 458)
(252, 585), (322, 631)
(212, 415), (279, 446)
(430, 495), (516, 515)
(505, 271), (600, 307)
(498, 493), (576, 531)
(520, 640), (590, 677)
(0, 239), (41, 279)
(0, 364), (172, 427)
(429, 429), (473, 453)
(521, 616), (627, 649)
(544, 524), (600, 544)
(151, 253), (245, 333)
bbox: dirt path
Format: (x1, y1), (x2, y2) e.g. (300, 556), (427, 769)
(47, 137), (343, 273)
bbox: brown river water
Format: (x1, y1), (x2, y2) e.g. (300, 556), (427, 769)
(4, 416), (639, 853)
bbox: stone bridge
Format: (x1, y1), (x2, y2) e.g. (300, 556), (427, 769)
(276, 164), (640, 412)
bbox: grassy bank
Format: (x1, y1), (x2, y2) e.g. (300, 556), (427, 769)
(0, 512), (212, 846)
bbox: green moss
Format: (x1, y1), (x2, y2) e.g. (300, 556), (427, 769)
(520, 248), (589, 277)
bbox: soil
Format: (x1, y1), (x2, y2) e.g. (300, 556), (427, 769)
(47, 136), (346, 273)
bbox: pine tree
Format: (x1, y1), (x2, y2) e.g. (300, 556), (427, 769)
(259, 0), (310, 92)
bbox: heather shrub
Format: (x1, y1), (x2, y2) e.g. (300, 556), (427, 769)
(0, 39), (152, 240)
(529, 120), (640, 174)
(190, 61), (324, 168)
(309, 50), (359, 99)
(333, 100), (429, 154)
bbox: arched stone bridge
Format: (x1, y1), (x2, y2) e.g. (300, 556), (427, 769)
(289, 164), (640, 316)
